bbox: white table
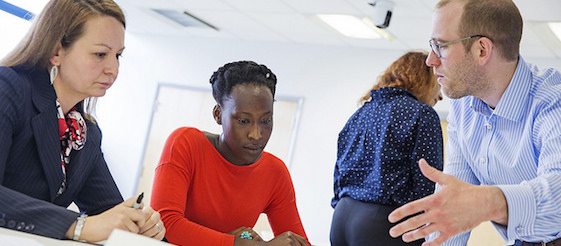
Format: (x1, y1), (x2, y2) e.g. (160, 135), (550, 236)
(0, 227), (93, 246)
(0, 226), (174, 246)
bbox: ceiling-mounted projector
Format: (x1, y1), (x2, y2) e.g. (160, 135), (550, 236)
(368, 0), (395, 29)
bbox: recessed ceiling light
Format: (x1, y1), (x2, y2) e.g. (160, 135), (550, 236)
(317, 14), (381, 39)
(152, 9), (218, 31)
(362, 17), (394, 41)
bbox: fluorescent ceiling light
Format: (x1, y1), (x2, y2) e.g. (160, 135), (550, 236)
(317, 14), (381, 39)
(152, 9), (219, 30)
(362, 17), (394, 41)
(548, 22), (561, 42)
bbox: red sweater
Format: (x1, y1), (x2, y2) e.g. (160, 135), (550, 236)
(151, 127), (308, 246)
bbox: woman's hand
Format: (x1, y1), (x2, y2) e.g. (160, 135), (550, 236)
(65, 196), (165, 242)
(266, 231), (308, 246)
(231, 226), (265, 245)
(137, 206), (166, 240)
(230, 228), (307, 246)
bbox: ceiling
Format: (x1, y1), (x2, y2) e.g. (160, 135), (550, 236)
(113, 0), (561, 60)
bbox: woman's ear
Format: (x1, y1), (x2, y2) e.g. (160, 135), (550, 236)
(213, 104), (222, 125)
(49, 43), (63, 66)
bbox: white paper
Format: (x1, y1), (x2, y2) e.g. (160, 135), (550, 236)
(104, 229), (172, 246)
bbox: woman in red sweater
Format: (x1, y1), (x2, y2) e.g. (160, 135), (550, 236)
(151, 61), (309, 246)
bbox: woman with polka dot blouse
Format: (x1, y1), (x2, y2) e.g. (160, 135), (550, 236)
(330, 51), (444, 246)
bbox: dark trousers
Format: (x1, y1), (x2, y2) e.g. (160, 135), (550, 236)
(330, 197), (424, 246)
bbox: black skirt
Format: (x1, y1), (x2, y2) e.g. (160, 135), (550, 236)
(330, 197), (424, 246)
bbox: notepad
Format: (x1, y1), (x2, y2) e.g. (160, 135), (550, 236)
(104, 229), (172, 246)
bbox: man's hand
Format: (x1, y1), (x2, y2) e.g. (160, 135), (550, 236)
(387, 159), (508, 246)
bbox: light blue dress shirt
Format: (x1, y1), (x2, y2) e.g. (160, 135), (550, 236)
(434, 56), (561, 245)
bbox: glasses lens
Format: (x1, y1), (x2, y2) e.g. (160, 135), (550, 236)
(429, 40), (440, 58)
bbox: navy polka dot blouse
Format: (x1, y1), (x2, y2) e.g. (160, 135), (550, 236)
(332, 87), (444, 207)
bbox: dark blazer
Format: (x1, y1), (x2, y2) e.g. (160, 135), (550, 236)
(0, 66), (123, 239)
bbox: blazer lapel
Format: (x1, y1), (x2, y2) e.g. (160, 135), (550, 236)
(29, 70), (64, 202)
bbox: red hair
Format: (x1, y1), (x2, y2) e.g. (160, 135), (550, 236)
(361, 51), (436, 104)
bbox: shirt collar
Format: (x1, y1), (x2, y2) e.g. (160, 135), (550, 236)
(371, 87), (417, 101)
(470, 56), (531, 122)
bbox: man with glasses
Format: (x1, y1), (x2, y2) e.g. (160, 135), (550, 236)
(387, 0), (561, 246)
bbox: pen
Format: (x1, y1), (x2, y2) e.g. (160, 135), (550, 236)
(133, 192), (144, 209)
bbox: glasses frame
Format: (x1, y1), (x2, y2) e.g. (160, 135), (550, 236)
(429, 35), (487, 58)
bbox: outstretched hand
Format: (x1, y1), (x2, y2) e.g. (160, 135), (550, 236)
(387, 159), (508, 246)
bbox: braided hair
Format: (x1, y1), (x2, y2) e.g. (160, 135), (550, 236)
(210, 61), (277, 105)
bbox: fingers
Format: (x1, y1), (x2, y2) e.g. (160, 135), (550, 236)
(272, 231), (308, 246)
(76, 198), (163, 242)
(408, 223), (450, 246)
(228, 226), (249, 235)
(388, 159), (490, 245)
(388, 159), (451, 226)
(248, 229), (264, 242)
(153, 223), (166, 240)
(121, 215), (142, 233)
(137, 207), (165, 240)
(232, 227), (264, 242)
(388, 195), (429, 224)
(289, 232), (309, 246)
(110, 199), (148, 232)
(389, 210), (430, 239)
(139, 221), (165, 239)
(418, 159), (448, 185)
(138, 207), (159, 233)
(401, 222), (434, 242)
(121, 196), (140, 208)
(111, 201), (145, 233)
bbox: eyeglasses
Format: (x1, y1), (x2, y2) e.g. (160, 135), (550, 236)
(429, 35), (487, 58)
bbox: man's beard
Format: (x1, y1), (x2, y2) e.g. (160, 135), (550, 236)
(442, 53), (488, 99)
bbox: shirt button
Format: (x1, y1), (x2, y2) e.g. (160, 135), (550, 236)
(16, 222), (25, 230)
(486, 124), (492, 130)
(517, 226), (523, 232)
(7, 220), (15, 228)
(25, 224), (35, 231)
(480, 157), (487, 163)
